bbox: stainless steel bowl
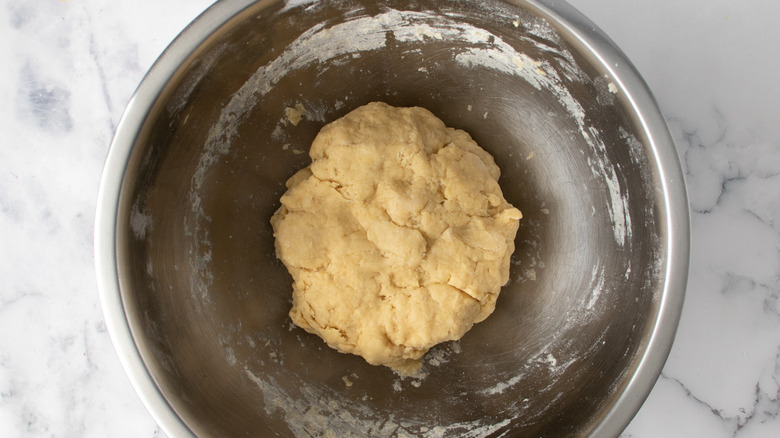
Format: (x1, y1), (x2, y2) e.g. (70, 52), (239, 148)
(95, 0), (689, 436)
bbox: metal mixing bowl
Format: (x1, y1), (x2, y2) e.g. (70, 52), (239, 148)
(95, 0), (689, 436)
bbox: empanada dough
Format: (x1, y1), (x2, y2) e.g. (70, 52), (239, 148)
(271, 102), (522, 374)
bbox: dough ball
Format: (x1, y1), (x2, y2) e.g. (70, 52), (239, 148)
(271, 102), (522, 374)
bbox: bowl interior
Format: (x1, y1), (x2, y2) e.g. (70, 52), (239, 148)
(115, 0), (674, 436)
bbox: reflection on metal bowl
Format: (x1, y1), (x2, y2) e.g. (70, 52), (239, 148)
(95, 0), (689, 436)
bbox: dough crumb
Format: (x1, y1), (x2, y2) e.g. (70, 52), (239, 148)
(271, 102), (522, 374)
(284, 103), (306, 126)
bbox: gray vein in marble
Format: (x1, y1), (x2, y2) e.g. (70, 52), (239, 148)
(17, 61), (73, 133)
(661, 372), (726, 421)
(719, 273), (780, 319)
(672, 108), (780, 217)
(84, 6), (118, 134)
(661, 345), (780, 438)
(8, 2), (34, 30)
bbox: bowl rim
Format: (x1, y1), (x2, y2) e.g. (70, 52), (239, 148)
(534, 1), (690, 436)
(94, 1), (690, 436)
(95, 1), (259, 436)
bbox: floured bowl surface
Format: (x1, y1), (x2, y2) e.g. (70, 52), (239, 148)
(95, 0), (689, 436)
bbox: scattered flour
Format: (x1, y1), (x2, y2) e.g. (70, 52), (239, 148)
(129, 203), (152, 239)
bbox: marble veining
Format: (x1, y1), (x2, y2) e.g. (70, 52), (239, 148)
(1, 0), (779, 437)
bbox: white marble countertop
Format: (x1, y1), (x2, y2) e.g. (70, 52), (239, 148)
(2, 0), (779, 436)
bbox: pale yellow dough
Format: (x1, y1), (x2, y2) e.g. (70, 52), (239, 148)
(271, 102), (522, 374)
